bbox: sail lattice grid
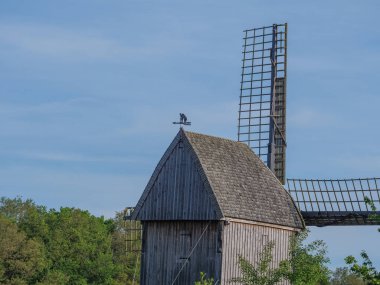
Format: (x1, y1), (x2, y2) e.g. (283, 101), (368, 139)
(238, 23), (287, 184)
(124, 207), (143, 253)
(287, 178), (380, 226)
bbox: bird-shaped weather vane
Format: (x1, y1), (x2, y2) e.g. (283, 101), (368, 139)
(173, 113), (191, 126)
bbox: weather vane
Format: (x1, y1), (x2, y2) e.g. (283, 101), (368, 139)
(173, 113), (191, 126)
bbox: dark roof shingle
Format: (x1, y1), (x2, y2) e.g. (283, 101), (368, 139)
(183, 130), (303, 229)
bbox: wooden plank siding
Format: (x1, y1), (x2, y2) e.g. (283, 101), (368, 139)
(140, 221), (222, 285)
(140, 220), (296, 285)
(221, 220), (294, 285)
(136, 141), (219, 221)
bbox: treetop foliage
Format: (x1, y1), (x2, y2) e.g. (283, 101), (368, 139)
(0, 197), (140, 285)
(329, 267), (366, 285)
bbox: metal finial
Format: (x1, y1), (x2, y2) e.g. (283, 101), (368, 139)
(173, 113), (191, 126)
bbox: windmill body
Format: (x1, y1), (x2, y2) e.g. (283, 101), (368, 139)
(131, 129), (302, 284)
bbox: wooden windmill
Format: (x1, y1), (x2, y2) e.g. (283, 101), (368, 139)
(237, 23), (380, 227)
(127, 23), (380, 285)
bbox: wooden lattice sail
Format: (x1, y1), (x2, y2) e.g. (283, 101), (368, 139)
(237, 24), (380, 226)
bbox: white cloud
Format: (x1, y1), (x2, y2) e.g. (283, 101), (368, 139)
(0, 97), (98, 116)
(1, 149), (141, 164)
(0, 22), (194, 61)
(0, 23), (124, 60)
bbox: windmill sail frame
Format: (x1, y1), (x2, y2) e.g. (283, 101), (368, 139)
(238, 23), (287, 184)
(237, 23), (380, 227)
(287, 178), (380, 226)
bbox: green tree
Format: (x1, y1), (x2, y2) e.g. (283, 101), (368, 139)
(230, 241), (288, 285)
(36, 270), (69, 285)
(0, 215), (48, 285)
(0, 197), (49, 242)
(44, 207), (117, 285)
(330, 267), (366, 285)
(345, 252), (380, 285)
(0, 197), (125, 285)
(283, 230), (330, 285)
(344, 197), (380, 285)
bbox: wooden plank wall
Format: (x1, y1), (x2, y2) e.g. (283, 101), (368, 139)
(141, 221), (222, 285)
(136, 141), (218, 220)
(221, 221), (294, 285)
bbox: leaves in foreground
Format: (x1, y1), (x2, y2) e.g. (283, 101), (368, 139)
(344, 197), (380, 285)
(194, 272), (214, 285)
(283, 230), (330, 285)
(345, 251), (380, 285)
(230, 231), (330, 285)
(230, 241), (288, 285)
(330, 267), (366, 285)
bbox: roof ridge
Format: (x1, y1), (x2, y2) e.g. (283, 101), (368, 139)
(183, 130), (247, 145)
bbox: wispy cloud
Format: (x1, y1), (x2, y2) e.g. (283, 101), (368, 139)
(0, 23), (124, 60)
(0, 22), (194, 61)
(2, 150), (140, 164)
(0, 97), (98, 116)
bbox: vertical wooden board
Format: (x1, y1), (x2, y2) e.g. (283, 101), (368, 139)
(220, 221), (295, 285)
(137, 142), (219, 221)
(140, 221), (222, 285)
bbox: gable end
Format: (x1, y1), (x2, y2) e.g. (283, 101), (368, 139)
(131, 130), (223, 220)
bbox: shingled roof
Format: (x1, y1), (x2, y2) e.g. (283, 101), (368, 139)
(132, 129), (303, 229)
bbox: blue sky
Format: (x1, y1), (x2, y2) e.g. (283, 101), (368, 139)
(0, 0), (379, 269)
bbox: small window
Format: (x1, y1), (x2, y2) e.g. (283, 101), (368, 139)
(178, 231), (192, 261)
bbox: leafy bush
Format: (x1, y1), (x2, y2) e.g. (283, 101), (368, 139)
(230, 231), (330, 285)
(283, 230), (330, 285)
(230, 241), (288, 285)
(195, 272), (214, 285)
